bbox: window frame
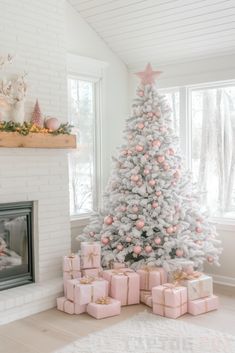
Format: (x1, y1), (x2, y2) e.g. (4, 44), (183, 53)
(68, 74), (103, 221)
(160, 79), (235, 226)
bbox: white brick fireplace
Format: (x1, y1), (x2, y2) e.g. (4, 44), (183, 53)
(0, 0), (71, 323)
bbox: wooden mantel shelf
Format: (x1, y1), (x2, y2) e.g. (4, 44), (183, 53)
(0, 132), (76, 149)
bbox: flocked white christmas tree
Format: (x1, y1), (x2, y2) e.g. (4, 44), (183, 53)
(81, 63), (222, 272)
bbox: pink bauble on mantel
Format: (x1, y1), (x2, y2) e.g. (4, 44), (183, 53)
(135, 145), (144, 152)
(131, 174), (139, 182)
(145, 245), (152, 253)
(45, 117), (60, 131)
(154, 237), (161, 245)
(101, 237), (109, 245)
(117, 244), (124, 251)
(157, 155), (165, 163)
(136, 219), (145, 229)
(176, 248), (184, 257)
(104, 215), (113, 225)
(133, 245), (142, 255)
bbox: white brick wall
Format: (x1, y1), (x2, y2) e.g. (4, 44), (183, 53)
(0, 0), (71, 322)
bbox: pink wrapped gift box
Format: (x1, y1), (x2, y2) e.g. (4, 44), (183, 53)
(188, 295), (219, 316)
(57, 296), (86, 315)
(102, 269), (140, 306)
(80, 242), (101, 269)
(179, 274), (213, 301)
(87, 297), (121, 319)
(66, 278), (108, 305)
(63, 254), (80, 271)
(81, 268), (102, 278)
(152, 284), (187, 319)
(137, 267), (167, 290)
(140, 290), (152, 307)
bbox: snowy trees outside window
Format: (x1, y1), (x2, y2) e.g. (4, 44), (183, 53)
(162, 83), (235, 219)
(68, 77), (97, 216)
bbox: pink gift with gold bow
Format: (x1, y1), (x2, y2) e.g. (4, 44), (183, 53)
(80, 242), (101, 269)
(137, 266), (167, 290)
(152, 283), (187, 319)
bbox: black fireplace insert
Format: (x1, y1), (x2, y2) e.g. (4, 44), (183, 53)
(0, 202), (34, 290)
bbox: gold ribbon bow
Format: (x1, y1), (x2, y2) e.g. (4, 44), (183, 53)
(173, 270), (201, 284)
(79, 277), (94, 285)
(95, 296), (110, 305)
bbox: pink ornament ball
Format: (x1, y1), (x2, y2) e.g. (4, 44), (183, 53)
(168, 148), (175, 156)
(89, 231), (95, 237)
(157, 155), (165, 163)
(207, 256), (214, 263)
(152, 139), (161, 147)
(145, 245), (152, 253)
(152, 201), (158, 208)
(117, 244), (124, 251)
(45, 117), (60, 131)
(136, 219), (145, 230)
(137, 122), (145, 129)
(148, 179), (156, 187)
(144, 153), (149, 160)
(138, 90), (144, 97)
(101, 237), (109, 245)
(166, 226), (174, 235)
(163, 163), (169, 171)
(176, 249), (184, 257)
(120, 205), (127, 212)
(133, 245), (142, 255)
(132, 206), (139, 213)
(174, 170), (181, 179)
(104, 215), (113, 225)
(144, 168), (150, 175)
(147, 112), (153, 118)
(135, 144), (144, 152)
(156, 191), (162, 197)
(196, 227), (202, 233)
(125, 236), (132, 243)
(131, 174), (139, 182)
(154, 237), (161, 245)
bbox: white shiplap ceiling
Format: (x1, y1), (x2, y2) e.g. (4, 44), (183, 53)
(68, 0), (235, 70)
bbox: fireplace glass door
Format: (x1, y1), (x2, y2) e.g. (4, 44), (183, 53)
(0, 202), (34, 290)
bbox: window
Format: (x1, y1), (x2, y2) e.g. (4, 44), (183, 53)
(161, 81), (235, 220)
(68, 77), (100, 217)
(160, 88), (180, 134)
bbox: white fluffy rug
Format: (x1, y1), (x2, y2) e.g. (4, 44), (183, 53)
(55, 311), (235, 353)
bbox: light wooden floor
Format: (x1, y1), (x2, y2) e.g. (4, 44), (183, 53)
(0, 284), (234, 353)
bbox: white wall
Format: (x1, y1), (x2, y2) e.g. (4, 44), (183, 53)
(128, 54), (235, 285)
(66, 3), (129, 190)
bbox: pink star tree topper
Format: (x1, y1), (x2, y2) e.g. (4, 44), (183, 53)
(135, 63), (162, 85)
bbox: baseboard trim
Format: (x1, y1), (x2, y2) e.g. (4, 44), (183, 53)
(207, 273), (235, 287)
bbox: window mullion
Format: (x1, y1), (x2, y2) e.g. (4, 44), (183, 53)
(179, 87), (191, 169)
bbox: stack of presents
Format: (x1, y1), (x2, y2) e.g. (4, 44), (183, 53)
(57, 242), (219, 320)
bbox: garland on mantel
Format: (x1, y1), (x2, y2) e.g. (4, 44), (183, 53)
(0, 121), (73, 136)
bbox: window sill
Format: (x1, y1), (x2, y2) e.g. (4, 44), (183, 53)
(70, 214), (92, 229)
(210, 217), (235, 231)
